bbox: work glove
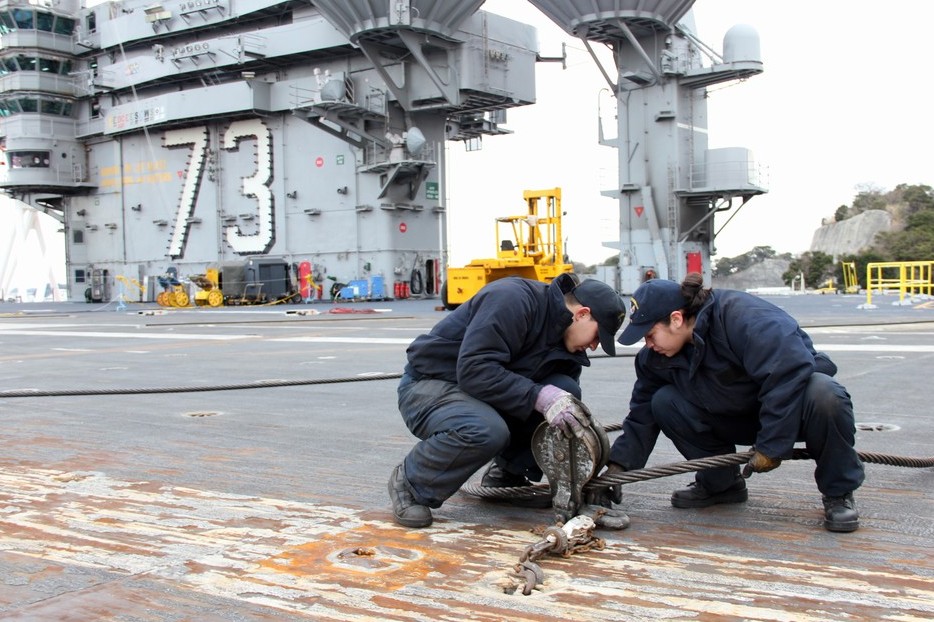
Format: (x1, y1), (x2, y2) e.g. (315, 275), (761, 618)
(742, 449), (782, 478)
(534, 385), (591, 439)
(585, 462), (625, 506)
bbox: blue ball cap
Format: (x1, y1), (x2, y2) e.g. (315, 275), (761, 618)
(617, 279), (687, 345)
(572, 279), (627, 356)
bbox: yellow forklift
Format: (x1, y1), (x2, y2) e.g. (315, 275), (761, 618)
(817, 262), (860, 295)
(842, 261), (860, 294)
(441, 188), (574, 310)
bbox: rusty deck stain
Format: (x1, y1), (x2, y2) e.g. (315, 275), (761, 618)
(1, 464), (931, 621)
(1, 301), (933, 620)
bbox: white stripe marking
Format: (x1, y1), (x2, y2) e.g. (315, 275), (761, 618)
(814, 343), (934, 352)
(271, 337), (411, 344)
(616, 343), (934, 354)
(0, 330), (251, 341)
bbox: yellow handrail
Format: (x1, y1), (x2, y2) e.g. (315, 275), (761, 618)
(865, 261), (934, 305)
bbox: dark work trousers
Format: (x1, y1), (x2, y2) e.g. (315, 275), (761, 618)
(396, 372), (580, 508)
(651, 373), (865, 497)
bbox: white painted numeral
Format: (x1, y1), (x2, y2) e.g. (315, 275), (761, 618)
(163, 126), (208, 258)
(223, 118), (274, 254)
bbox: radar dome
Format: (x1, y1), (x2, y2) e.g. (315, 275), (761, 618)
(723, 24), (761, 63)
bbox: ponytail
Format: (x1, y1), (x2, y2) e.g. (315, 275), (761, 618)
(680, 272), (711, 320)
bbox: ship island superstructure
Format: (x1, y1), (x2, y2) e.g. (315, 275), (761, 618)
(0, 0), (536, 301)
(0, 0), (765, 301)
(529, 0), (768, 292)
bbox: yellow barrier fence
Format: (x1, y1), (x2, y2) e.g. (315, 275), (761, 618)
(865, 261), (934, 305)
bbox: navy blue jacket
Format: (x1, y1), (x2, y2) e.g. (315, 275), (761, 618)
(609, 289), (837, 467)
(404, 274), (587, 418)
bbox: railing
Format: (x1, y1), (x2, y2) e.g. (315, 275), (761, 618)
(865, 261), (934, 305)
(688, 158), (770, 191)
(361, 141), (436, 170)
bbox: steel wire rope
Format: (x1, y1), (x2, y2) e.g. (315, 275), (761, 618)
(4, 361), (934, 472)
(2, 374), (930, 477)
(461, 448), (934, 501)
(0, 372), (403, 398)
(462, 423), (934, 501)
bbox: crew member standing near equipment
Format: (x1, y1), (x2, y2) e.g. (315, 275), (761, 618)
(608, 273), (864, 532)
(389, 273), (627, 528)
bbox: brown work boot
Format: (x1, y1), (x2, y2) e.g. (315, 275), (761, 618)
(671, 478), (748, 509)
(822, 493), (859, 532)
(388, 463), (432, 528)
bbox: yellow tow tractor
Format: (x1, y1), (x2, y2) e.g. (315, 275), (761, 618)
(442, 188), (574, 310)
(191, 268), (224, 307)
(816, 277), (839, 295)
(155, 268), (190, 307)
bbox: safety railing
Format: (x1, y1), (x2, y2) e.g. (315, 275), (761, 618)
(865, 261), (934, 305)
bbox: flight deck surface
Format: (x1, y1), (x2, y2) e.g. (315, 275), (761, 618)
(0, 293), (931, 621)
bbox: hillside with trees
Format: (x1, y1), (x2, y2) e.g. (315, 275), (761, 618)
(712, 183), (934, 290)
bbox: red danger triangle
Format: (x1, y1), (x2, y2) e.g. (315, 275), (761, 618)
(634, 206), (644, 217)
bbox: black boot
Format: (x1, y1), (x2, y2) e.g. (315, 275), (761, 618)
(480, 463), (551, 508)
(671, 477), (748, 509)
(481, 463), (531, 487)
(822, 492), (859, 532)
(388, 463), (432, 528)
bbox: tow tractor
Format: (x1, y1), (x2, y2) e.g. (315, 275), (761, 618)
(442, 188), (574, 310)
(191, 269), (224, 307)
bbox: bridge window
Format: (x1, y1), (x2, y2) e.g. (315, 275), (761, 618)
(0, 10), (74, 35)
(40, 99), (63, 115)
(54, 16), (75, 36)
(17, 97), (37, 113)
(0, 96), (74, 117)
(0, 54), (73, 74)
(15, 54), (37, 72)
(0, 13), (13, 34)
(9, 150), (51, 169)
(36, 11), (53, 32)
(11, 8), (33, 29)
(39, 57), (60, 73)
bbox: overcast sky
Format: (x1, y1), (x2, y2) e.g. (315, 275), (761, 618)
(6, 0), (933, 295)
(447, 0), (934, 266)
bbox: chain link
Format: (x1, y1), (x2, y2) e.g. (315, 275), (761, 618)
(505, 516), (605, 595)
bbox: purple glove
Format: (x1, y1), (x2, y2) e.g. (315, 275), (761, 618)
(534, 385), (590, 439)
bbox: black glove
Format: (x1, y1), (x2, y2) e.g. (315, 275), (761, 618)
(585, 462), (625, 506)
(742, 449), (782, 478)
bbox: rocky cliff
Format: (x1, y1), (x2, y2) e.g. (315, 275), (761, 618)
(809, 209), (891, 257)
(712, 208), (893, 290)
(711, 257), (792, 290)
